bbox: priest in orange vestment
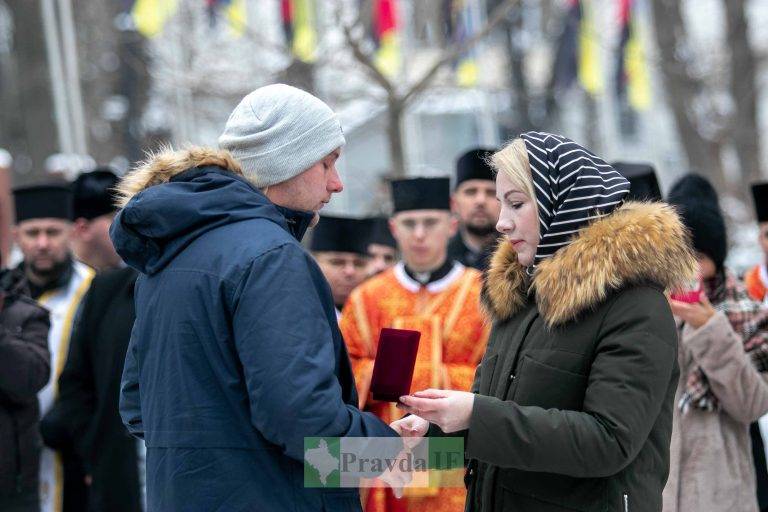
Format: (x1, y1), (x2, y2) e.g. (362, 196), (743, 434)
(339, 177), (490, 512)
(746, 183), (768, 304)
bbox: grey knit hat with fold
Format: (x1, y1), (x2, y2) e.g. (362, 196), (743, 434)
(218, 84), (345, 188)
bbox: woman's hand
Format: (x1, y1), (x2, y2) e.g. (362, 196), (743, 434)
(669, 293), (716, 330)
(396, 389), (475, 433)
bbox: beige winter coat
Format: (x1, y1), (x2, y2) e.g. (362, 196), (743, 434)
(663, 311), (768, 512)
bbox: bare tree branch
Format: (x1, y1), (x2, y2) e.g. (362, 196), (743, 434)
(340, 7), (395, 96)
(401, 0), (517, 105)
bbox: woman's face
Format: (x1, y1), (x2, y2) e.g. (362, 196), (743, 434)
(697, 253), (717, 280)
(495, 171), (540, 267)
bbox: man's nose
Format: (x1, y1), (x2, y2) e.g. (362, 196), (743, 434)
(328, 168), (343, 193)
(36, 234), (50, 249)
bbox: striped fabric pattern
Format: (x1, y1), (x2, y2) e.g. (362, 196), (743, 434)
(520, 131), (630, 264)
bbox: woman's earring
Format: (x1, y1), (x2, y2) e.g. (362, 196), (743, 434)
(525, 265), (535, 277)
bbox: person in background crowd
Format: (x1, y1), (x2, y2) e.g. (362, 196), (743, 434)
(12, 185), (94, 512)
(0, 252), (51, 512)
(394, 133), (695, 512)
(41, 264), (142, 512)
(69, 169), (122, 272)
(663, 174), (768, 512)
(43, 172), (141, 512)
(746, 182), (768, 305)
(744, 181), (768, 512)
(0, 149), (13, 263)
(612, 161), (663, 201)
(365, 216), (397, 277)
(110, 84), (400, 511)
(340, 176), (490, 512)
(310, 215), (372, 317)
(447, 148), (499, 271)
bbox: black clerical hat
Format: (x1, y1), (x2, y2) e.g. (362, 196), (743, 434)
(72, 168), (119, 220)
(611, 162), (662, 202)
(13, 184), (73, 223)
(751, 182), (768, 223)
(366, 217), (396, 249)
(455, 148), (496, 189)
(310, 215), (372, 255)
(391, 177), (450, 213)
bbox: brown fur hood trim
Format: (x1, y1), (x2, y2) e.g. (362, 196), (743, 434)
(115, 146), (243, 209)
(482, 201), (697, 327)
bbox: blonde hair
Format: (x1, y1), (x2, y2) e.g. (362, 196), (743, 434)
(490, 138), (535, 199)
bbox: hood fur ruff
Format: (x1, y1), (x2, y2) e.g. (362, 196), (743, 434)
(482, 201), (697, 327)
(115, 146), (243, 209)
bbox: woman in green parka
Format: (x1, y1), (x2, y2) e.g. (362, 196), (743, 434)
(394, 132), (697, 512)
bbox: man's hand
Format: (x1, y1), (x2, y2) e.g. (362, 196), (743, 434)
(377, 447), (413, 498)
(669, 293), (716, 330)
(390, 415), (429, 450)
(396, 389), (475, 433)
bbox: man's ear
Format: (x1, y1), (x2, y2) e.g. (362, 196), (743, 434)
(388, 218), (398, 240)
(70, 218), (89, 240)
(448, 215), (459, 237)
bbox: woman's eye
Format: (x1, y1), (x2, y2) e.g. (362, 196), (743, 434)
(507, 201), (523, 209)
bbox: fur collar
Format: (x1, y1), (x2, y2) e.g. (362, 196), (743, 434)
(482, 201), (697, 327)
(115, 146), (243, 208)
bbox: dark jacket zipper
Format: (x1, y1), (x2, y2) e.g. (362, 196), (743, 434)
(11, 415), (22, 492)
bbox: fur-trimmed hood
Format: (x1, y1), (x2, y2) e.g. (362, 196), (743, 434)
(110, 146), (313, 275)
(114, 146), (244, 208)
(482, 201), (697, 327)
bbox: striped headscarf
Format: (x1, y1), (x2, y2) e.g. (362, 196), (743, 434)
(520, 132), (631, 264)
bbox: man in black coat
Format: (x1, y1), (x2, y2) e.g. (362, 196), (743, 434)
(41, 171), (142, 512)
(42, 267), (140, 512)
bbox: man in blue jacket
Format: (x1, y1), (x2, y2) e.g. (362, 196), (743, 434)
(110, 84), (400, 511)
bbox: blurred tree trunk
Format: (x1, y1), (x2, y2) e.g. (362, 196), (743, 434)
(277, 58), (316, 95)
(503, 3), (536, 134)
(649, 0), (726, 191)
(0, 0), (58, 182)
(723, 0), (762, 191)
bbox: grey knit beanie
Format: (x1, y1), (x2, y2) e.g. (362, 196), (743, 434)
(218, 84), (345, 188)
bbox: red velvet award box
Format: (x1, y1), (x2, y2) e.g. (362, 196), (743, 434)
(370, 327), (421, 402)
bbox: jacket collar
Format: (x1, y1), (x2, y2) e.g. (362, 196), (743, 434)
(167, 166), (313, 242)
(275, 205), (315, 242)
(482, 201), (697, 327)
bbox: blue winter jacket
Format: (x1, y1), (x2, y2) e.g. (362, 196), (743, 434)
(110, 152), (396, 512)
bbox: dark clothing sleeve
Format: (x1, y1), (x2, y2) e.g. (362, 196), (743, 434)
(119, 324), (144, 440)
(465, 290), (677, 478)
(0, 305), (51, 403)
(232, 244), (397, 462)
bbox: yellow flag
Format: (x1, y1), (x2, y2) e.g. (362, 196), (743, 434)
(375, 32), (400, 78)
(578, 1), (603, 95)
(131, 0), (179, 38)
(226, 0), (247, 37)
(292, 0), (316, 63)
(457, 58), (478, 88)
(626, 22), (651, 110)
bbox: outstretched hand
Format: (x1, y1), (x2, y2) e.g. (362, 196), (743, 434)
(396, 389), (475, 433)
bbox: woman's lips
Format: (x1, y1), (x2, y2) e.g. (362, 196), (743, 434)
(510, 239), (524, 247)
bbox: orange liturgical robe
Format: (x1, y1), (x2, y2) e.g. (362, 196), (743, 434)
(339, 261), (490, 512)
(745, 264), (768, 303)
